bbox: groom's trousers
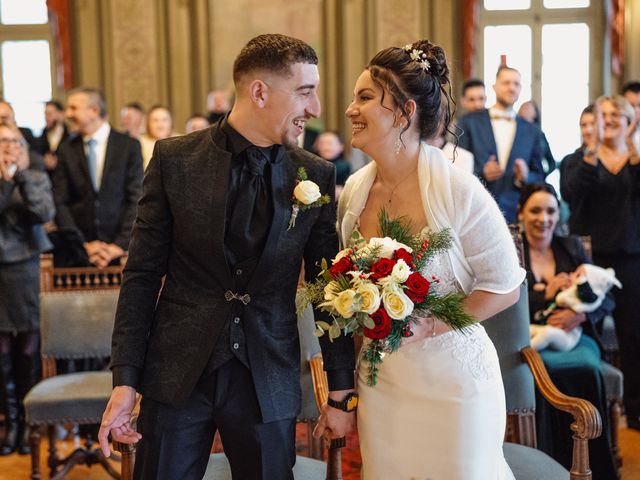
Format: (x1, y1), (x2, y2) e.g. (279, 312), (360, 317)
(132, 357), (297, 480)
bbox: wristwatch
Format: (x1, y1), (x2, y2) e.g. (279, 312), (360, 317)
(327, 392), (359, 412)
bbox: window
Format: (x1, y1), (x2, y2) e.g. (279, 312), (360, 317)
(0, 0), (54, 134)
(543, 0), (590, 8)
(478, 0), (602, 160)
(484, 0), (531, 11)
(1, 0), (48, 25)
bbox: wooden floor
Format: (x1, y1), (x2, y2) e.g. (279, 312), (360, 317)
(1, 421), (639, 479)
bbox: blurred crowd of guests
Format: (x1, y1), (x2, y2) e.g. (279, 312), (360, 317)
(1, 73), (640, 479)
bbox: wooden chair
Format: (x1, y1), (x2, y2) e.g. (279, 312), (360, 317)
(485, 283), (601, 479)
(21, 255), (126, 480)
(24, 290), (120, 480)
(39, 253), (126, 293)
(483, 227), (602, 479)
(115, 302), (341, 480)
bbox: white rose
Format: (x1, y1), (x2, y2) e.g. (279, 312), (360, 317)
(368, 237), (413, 259)
(334, 289), (358, 318)
(382, 289), (414, 320)
(355, 282), (381, 314)
(391, 259), (411, 283)
(293, 180), (321, 205)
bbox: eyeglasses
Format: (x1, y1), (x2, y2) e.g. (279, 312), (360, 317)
(0, 137), (25, 146)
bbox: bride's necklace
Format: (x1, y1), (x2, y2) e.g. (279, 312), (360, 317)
(381, 167), (418, 206)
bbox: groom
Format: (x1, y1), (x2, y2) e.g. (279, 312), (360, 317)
(98, 34), (356, 479)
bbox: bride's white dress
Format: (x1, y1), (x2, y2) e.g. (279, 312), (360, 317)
(339, 144), (525, 480)
(357, 249), (515, 480)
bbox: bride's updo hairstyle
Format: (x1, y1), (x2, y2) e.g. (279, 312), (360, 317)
(367, 40), (454, 144)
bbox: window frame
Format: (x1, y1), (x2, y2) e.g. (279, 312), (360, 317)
(0, 19), (57, 132)
(478, 0), (604, 107)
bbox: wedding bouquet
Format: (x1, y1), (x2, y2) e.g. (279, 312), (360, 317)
(298, 210), (475, 386)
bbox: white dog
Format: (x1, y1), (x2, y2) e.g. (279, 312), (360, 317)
(530, 264), (621, 352)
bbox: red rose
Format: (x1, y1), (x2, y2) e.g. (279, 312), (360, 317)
(364, 307), (392, 339)
(404, 272), (430, 304)
(393, 248), (413, 266)
(329, 256), (354, 277)
(370, 258), (397, 279)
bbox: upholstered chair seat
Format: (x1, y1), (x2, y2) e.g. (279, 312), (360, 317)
(203, 453), (326, 480)
(503, 442), (569, 479)
(24, 371), (112, 425)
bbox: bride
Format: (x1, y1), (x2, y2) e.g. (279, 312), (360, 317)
(316, 40), (525, 479)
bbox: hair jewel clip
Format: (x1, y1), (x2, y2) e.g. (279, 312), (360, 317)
(403, 44), (430, 71)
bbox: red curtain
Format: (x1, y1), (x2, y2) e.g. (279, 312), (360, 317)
(462, 0), (480, 80)
(609, 0), (625, 77)
(46, 0), (73, 90)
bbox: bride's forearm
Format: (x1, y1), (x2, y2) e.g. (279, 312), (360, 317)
(463, 287), (520, 322)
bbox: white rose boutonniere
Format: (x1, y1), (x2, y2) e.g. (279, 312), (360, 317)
(294, 180), (321, 204)
(288, 167), (331, 230)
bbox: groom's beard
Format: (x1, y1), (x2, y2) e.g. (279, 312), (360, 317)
(281, 131), (297, 149)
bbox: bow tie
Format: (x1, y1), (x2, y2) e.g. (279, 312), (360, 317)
(490, 110), (515, 121)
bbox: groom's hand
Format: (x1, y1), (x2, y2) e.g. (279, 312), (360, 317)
(312, 390), (357, 441)
(98, 385), (141, 457)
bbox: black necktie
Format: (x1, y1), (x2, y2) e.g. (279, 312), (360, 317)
(226, 147), (272, 263)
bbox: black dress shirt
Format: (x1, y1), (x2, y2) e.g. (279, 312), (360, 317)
(204, 119), (285, 373)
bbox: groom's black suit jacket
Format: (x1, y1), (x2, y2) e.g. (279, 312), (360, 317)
(110, 123), (355, 422)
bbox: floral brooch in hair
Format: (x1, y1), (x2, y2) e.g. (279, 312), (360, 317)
(403, 44), (430, 71)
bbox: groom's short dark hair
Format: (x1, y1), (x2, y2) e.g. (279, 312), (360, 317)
(233, 34), (318, 84)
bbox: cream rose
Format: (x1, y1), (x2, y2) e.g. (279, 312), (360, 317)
(368, 237), (413, 259)
(334, 289), (358, 318)
(356, 283), (381, 314)
(332, 248), (350, 263)
(382, 288), (414, 320)
(293, 180), (321, 205)
(391, 259), (411, 283)
(323, 281), (341, 301)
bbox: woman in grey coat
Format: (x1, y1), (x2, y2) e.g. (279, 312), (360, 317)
(0, 122), (54, 455)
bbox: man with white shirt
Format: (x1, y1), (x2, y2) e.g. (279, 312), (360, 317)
(623, 81), (640, 151)
(53, 87), (143, 267)
(457, 66), (544, 223)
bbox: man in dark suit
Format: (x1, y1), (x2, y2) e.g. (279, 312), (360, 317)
(98, 34), (356, 480)
(53, 88), (143, 267)
(35, 100), (70, 176)
(457, 66), (544, 223)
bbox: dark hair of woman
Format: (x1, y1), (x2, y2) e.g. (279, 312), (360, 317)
(518, 182), (559, 212)
(366, 40), (456, 146)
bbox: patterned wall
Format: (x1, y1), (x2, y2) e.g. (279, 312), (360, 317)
(374, 0), (423, 52)
(72, 0), (456, 136)
(108, 0), (160, 118)
(209, 0), (324, 91)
